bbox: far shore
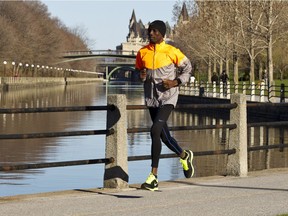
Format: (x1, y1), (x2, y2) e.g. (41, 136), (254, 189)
(0, 77), (104, 91)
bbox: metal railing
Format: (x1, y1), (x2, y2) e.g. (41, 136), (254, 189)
(0, 105), (115, 171)
(1, 94), (288, 189)
(181, 81), (288, 103)
(0, 103), (237, 171)
(63, 49), (137, 57)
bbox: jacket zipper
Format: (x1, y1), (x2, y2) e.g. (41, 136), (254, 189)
(151, 44), (156, 99)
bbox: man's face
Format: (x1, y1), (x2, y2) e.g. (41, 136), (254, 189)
(148, 28), (163, 44)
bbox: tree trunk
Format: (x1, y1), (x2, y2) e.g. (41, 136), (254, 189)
(225, 59), (230, 79)
(267, 1), (274, 82)
(219, 58), (223, 74)
(213, 57), (217, 74)
(249, 43), (255, 82)
(234, 59), (238, 84)
(208, 56), (212, 82)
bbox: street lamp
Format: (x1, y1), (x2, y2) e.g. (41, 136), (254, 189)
(36, 65), (40, 77)
(25, 63), (29, 76)
(17, 63), (23, 77)
(31, 64), (34, 77)
(3, 61), (7, 76)
(12, 61), (16, 76)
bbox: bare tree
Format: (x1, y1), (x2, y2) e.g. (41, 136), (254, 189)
(0, 0), (93, 75)
(172, 0), (288, 83)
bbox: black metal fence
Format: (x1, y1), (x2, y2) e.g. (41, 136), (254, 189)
(1, 97), (288, 183)
(181, 81), (288, 103)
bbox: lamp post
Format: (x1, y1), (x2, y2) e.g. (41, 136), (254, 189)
(36, 65), (40, 77)
(35, 65), (40, 77)
(17, 63), (23, 77)
(31, 64), (34, 77)
(25, 63), (29, 76)
(46, 66), (49, 77)
(3, 61), (7, 76)
(41, 65), (45, 77)
(12, 61), (16, 76)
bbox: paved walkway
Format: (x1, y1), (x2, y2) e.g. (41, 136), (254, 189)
(1, 168), (288, 216)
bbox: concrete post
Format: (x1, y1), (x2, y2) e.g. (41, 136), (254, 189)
(251, 82), (255, 101)
(190, 82), (194, 96)
(206, 82), (209, 97)
(227, 81), (231, 99)
(243, 82), (246, 95)
(219, 82), (223, 98)
(234, 83), (238, 94)
(260, 81), (265, 102)
(212, 82), (216, 97)
(227, 94), (248, 177)
(269, 81), (276, 103)
(104, 94), (129, 189)
(195, 80), (199, 96)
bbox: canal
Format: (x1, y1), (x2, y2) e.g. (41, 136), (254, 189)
(0, 81), (287, 197)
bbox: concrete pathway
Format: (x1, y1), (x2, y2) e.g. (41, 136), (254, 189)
(1, 168), (288, 216)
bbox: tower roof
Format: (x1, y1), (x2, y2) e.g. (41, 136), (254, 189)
(178, 2), (189, 23)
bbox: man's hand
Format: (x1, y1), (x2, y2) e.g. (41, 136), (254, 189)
(163, 79), (179, 89)
(140, 69), (147, 81)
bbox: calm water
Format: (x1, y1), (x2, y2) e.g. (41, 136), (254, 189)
(0, 82), (287, 197)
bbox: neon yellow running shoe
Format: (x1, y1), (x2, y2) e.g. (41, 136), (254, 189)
(180, 150), (194, 178)
(141, 172), (158, 191)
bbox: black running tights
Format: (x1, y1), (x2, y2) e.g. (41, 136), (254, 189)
(149, 104), (183, 168)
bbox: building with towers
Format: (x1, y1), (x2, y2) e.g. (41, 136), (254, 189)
(117, 9), (172, 54)
(116, 3), (189, 54)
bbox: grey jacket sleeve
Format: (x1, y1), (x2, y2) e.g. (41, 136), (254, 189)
(177, 56), (192, 86)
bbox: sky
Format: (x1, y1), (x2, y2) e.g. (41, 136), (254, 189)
(41, 0), (178, 50)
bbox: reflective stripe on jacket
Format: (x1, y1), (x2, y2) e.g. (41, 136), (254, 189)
(135, 41), (192, 107)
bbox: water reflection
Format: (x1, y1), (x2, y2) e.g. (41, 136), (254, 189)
(0, 82), (287, 197)
(0, 83), (107, 196)
(248, 126), (288, 171)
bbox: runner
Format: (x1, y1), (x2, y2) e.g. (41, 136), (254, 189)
(135, 20), (195, 191)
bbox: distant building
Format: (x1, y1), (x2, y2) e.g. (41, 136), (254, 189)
(177, 2), (189, 25)
(172, 2), (190, 38)
(117, 9), (172, 54)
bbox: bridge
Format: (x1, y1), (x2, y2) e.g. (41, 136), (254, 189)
(61, 50), (138, 81)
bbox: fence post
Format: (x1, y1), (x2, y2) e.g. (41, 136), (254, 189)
(280, 83), (285, 103)
(235, 83), (238, 94)
(219, 82), (223, 98)
(268, 81), (276, 103)
(212, 82), (216, 97)
(206, 81), (209, 97)
(260, 81), (265, 102)
(227, 93), (248, 177)
(227, 81), (231, 99)
(104, 94), (129, 189)
(251, 82), (255, 101)
(195, 80), (199, 96)
(243, 82), (246, 95)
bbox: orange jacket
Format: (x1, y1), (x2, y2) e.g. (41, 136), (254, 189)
(135, 41), (192, 107)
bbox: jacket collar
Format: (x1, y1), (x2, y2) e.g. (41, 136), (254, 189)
(149, 40), (166, 50)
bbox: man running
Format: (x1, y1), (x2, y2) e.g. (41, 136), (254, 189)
(135, 20), (195, 191)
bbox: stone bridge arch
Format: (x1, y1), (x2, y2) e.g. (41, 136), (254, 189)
(107, 66), (137, 81)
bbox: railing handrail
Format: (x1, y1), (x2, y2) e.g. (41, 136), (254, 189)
(1, 94), (288, 189)
(181, 80), (287, 103)
(0, 129), (114, 140)
(0, 105), (115, 114)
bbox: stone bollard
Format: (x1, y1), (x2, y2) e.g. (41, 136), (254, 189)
(219, 82), (223, 98)
(226, 81), (231, 99)
(104, 94), (129, 189)
(260, 81), (265, 102)
(251, 82), (255, 101)
(212, 82), (216, 97)
(227, 94), (248, 177)
(268, 81), (276, 103)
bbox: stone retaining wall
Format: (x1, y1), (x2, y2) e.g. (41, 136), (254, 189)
(0, 77), (103, 91)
